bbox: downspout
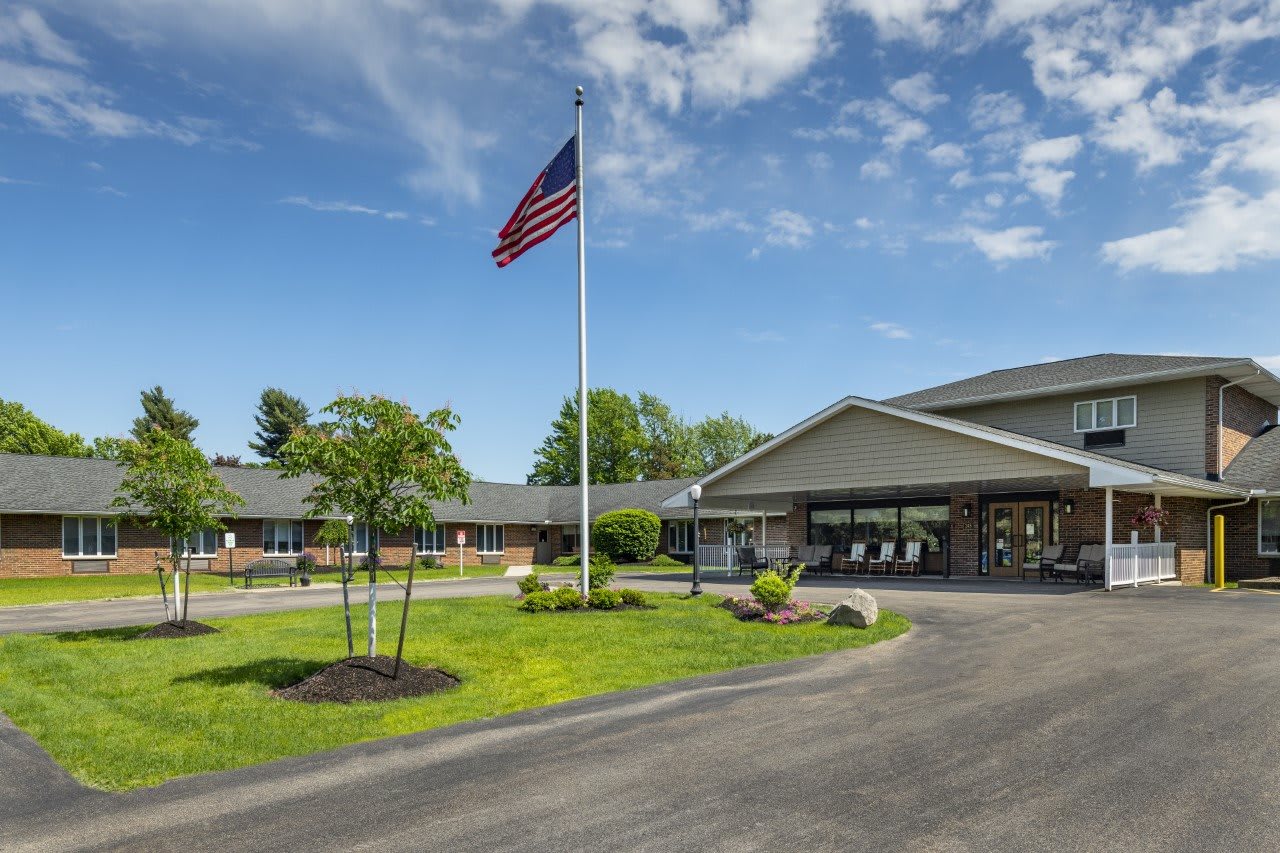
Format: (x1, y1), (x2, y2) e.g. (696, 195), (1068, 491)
(1204, 490), (1266, 583)
(1216, 369), (1260, 480)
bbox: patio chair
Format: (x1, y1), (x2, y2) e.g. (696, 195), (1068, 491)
(793, 545), (816, 574)
(867, 541), (895, 575)
(811, 544), (834, 575)
(841, 542), (868, 575)
(894, 541), (923, 576)
(1054, 544), (1097, 584)
(1079, 544), (1107, 585)
(735, 546), (769, 578)
(1037, 544), (1066, 582)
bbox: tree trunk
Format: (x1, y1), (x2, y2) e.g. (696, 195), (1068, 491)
(393, 551), (417, 679)
(367, 530), (378, 658)
(341, 544), (354, 658)
(182, 547), (193, 626)
(159, 550), (175, 622)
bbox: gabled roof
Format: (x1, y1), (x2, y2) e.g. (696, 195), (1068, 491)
(663, 395), (1251, 508)
(885, 354), (1280, 410)
(1222, 427), (1280, 492)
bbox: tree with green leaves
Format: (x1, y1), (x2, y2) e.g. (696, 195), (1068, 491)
(249, 388), (311, 463)
(110, 430), (245, 628)
(637, 392), (700, 480)
(281, 394), (470, 677)
(528, 388), (644, 485)
(694, 412), (773, 473)
(130, 386), (199, 443)
(0, 399), (92, 457)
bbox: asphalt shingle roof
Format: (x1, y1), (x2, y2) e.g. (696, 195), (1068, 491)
(885, 354), (1250, 409)
(1222, 427), (1280, 491)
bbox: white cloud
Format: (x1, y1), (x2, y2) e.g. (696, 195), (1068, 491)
(869, 321), (912, 339)
(954, 225), (1057, 262)
(94, 185), (126, 197)
(1255, 355), (1280, 371)
(985, 192), (1004, 207)
(968, 90), (1026, 131)
(1102, 186), (1280, 274)
(0, 7), (86, 67)
(685, 208), (752, 233)
(844, 0), (965, 46)
(926, 142), (967, 167)
(807, 151), (833, 171)
(861, 159), (893, 180)
(84, 160), (103, 171)
(888, 71), (948, 112)
(854, 216), (875, 229)
(1017, 135), (1082, 209)
(1093, 89), (1186, 170)
(762, 208), (816, 249)
(842, 98), (930, 150)
(279, 195), (412, 221)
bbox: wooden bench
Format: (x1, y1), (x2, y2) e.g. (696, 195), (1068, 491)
(244, 558), (297, 589)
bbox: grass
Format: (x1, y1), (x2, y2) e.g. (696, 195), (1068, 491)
(0, 594), (909, 791)
(0, 565), (511, 608)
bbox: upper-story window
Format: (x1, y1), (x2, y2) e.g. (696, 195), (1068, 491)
(1074, 396), (1136, 432)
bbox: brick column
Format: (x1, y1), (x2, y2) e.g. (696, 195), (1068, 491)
(949, 493), (979, 575)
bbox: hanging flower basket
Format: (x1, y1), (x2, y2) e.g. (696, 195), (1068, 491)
(1130, 506), (1171, 530)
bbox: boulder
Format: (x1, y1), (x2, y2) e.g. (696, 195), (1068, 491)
(827, 589), (878, 628)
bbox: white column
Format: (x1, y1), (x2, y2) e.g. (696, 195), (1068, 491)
(761, 514), (768, 550)
(1153, 493), (1162, 543)
(1104, 487), (1114, 591)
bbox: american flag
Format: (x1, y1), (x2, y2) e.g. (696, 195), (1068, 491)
(492, 136), (577, 268)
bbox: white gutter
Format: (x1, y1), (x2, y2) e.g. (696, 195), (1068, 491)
(1205, 489), (1267, 583)
(1218, 369), (1261, 479)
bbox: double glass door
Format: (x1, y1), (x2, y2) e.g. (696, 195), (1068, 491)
(988, 501), (1051, 577)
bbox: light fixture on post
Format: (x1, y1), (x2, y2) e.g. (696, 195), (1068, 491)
(961, 503), (972, 519)
(1064, 498), (1075, 515)
(689, 484), (702, 597)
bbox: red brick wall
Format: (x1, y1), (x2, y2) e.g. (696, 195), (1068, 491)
(1205, 378), (1277, 477)
(1057, 490), (1211, 584)
(1212, 499), (1280, 581)
(950, 493), (979, 575)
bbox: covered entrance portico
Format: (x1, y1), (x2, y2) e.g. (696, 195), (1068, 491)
(663, 396), (1247, 586)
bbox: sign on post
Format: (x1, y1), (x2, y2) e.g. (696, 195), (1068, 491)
(224, 532), (236, 549)
(456, 530), (466, 576)
(224, 532), (236, 586)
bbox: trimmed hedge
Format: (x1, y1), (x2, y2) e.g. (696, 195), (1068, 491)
(593, 509), (661, 563)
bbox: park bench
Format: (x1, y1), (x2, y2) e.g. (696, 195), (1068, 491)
(244, 558), (297, 589)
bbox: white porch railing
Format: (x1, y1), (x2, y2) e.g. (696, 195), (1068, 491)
(1106, 542), (1176, 590)
(696, 544), (791, 571)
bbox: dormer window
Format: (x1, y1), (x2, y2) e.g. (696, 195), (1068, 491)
(1074, 396), (1136, 432)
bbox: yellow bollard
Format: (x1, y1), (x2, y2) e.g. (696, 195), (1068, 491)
(1214, 513), (1225, 590)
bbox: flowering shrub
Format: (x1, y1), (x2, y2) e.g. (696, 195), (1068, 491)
(1130, 506), (1172, 530)
(718, 595), (826, 625)
(296, 552), (317, 574)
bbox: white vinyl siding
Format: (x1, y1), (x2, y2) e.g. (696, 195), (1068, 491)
(1074, 396), (1137, 432)
(476, 524), (504, 554)
(1261, 500), (1280, 556)
(415, 524), (446, 555)
(263, 519), (304, 555)
(62, 516), (117, 558)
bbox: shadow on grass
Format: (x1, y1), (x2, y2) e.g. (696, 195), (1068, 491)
(172, 657), (328, 690)
(53, 625), (155, 643)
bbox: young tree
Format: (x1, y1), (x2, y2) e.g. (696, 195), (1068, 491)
(130, 386), (199, 443)
(694, 412), (773, 473)
(281, 394), (470, 676)
(249, 388), (311, 463)
(0, 399), (92, 457)
(637, 392), (700, 480)
(110, 430), (245, 626)
(314, 517), (356, 656)
(528, 388), (644, 485)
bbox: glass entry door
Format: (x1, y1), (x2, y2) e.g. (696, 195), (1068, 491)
(987, 501), (1051, 577)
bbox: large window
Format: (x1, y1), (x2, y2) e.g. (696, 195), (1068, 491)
(668, 520), (694, 553)
(808, 508), (852, 549)
(263, 519), (304, 555)
(62, 516), (117, 558)
(1074, 396), (1136, 432)
(899, 505), (950, 553)
(178, 528), (218, 557)
(562, 523), (580, 553)
(808, 501), (950, 557)
(1261, 500), (1280, 556)
(349, 522), (371, 555)
(415, 524), (446, 555)
(853, 507), (898, 550)
(476, 523), (504, 554)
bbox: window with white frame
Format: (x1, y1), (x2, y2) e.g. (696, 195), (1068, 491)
(263, 519), (304, 555)
(177, 528), (218, 557)
(561, 523), (579, 553)
(1261, 500), (1280, 556)
(476, 523), (504, 554)
(348, 522), (371, 555)
(415, 524), (446, 554)
(1074, 396), (1137, 432)
(668, 520), (694, 553)
(62, 516), (117, 558)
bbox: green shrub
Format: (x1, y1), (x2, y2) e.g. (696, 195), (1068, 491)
(619, 588), (647, 607)
(517, 573), (543, 596)
(551, 554), (580, 567)
(583, 554), (615, 590)
(592, 509), (661, 562)
(552, 586), (586, 609)
(587, 588), (622, 610)
(750, 571), (792, 612)
(648, 554), (684, 567)
(520, 590), (557, 612)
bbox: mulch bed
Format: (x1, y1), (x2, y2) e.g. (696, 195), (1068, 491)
(274, 655), (459, 704)
(134, 620), (221, 640)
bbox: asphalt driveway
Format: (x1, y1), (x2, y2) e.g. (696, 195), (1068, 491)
(4, 578), (1280, 852)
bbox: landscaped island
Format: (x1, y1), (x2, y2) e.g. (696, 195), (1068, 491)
(0, 593), (908, 791)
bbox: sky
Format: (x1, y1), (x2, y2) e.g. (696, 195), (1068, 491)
(2, 0), (1280, 483)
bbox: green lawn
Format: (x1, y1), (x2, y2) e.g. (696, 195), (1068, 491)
(0, 594), (908, 790)
(0, 566), (512, 608)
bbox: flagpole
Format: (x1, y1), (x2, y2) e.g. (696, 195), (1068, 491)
(575, 85), (590, 594)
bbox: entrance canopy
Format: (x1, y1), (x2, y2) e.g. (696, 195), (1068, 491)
(663, 397), (1247, 511)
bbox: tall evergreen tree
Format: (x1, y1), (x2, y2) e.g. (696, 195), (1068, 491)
(130, 386), (199, 443)
(249, 387), (311, 462)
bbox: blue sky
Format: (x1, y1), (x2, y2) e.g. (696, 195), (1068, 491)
(3, 1), (1280, 482)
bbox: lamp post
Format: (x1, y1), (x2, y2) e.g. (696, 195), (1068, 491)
(690, 484), (702, 597)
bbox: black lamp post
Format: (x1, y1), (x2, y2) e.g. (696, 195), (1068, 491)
(690, 484), (703, 596)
